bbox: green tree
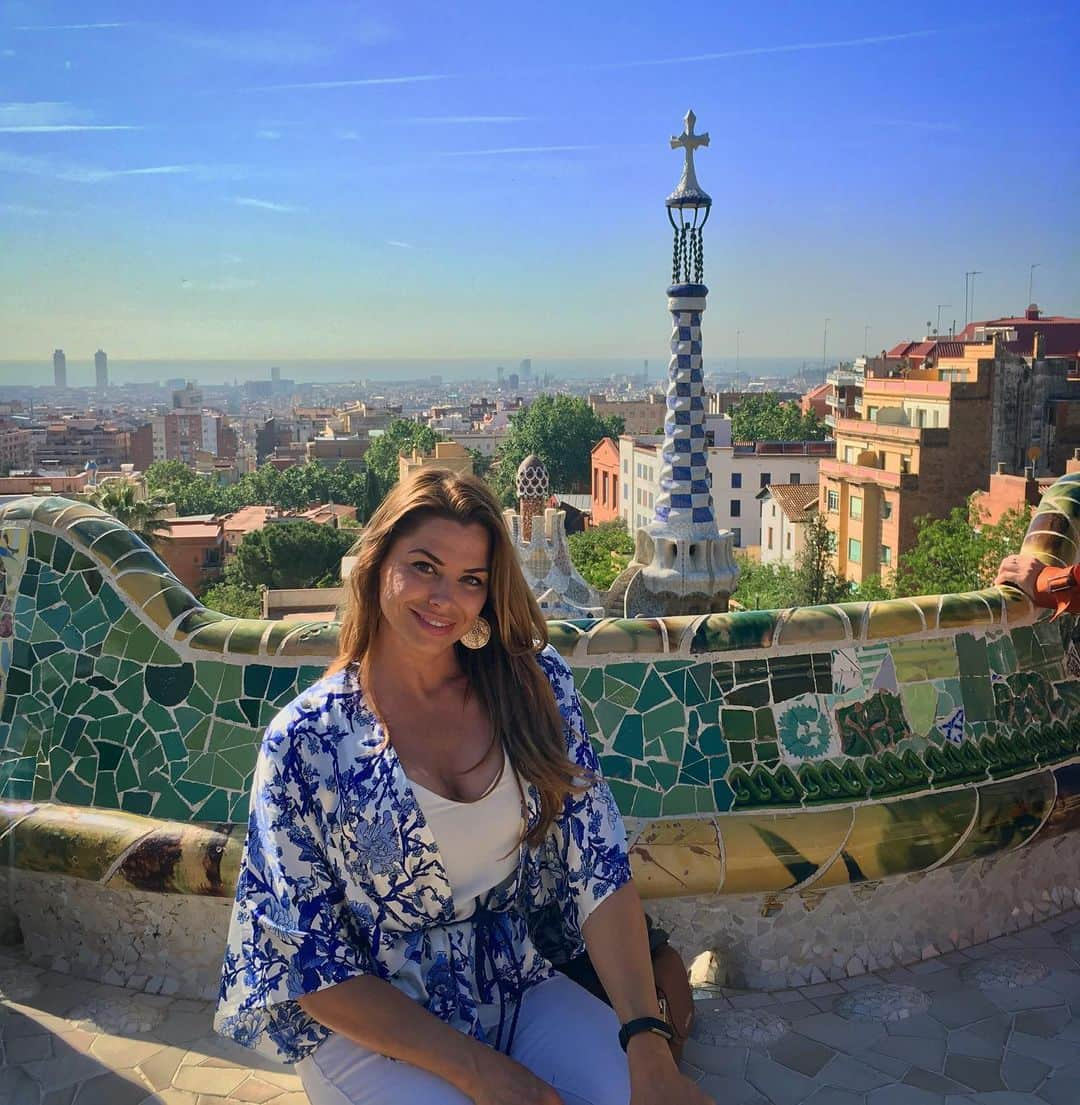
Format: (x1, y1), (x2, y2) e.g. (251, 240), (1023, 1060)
(364, 420), (442, 498)
(567, 521), (635, 590)
(200, 574), (262, 619)
(892, 507), (983, 597)
(730, 394), (829, 442)
(145, 460), (229, 516)
(92, 481), (171, 549)
(732, 556), (802, 610)
(848, 574), (893, 602)
(491, 396), (624, 506)
(232, 521), (358, 591)
(976, 504), (1034, 586)
(467, 448), (495, 481)
(793, 514), (848, 605)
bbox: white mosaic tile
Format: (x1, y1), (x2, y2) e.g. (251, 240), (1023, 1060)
(68, 994), (167, 1034)
(835, 984), (931, 1023)
(961, 956), (1051, 989)
(692, 1008), (789, 1046)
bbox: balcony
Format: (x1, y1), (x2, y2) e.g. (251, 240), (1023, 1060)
(820, 455), (919, 489)
(833, 417), (950, 447)
(826, 368), (865, 389)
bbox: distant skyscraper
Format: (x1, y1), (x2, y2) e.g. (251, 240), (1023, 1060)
(53, 349), (67, 388)
(497, 365), (505, 386)
(507, 372), (520, 390)
(271, 365), (281, 383)
(95, 349), (108, 391)
(521, 358), (532, 379)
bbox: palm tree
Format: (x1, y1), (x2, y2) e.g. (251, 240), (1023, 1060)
(92, 481), (171, 550)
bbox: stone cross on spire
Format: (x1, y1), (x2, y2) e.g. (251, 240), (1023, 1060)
(668, 109), (711, 205)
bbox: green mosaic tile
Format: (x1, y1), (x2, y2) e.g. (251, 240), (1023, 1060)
(604, 677), (638, 709)
(986, 634), (1018, 676)
(659, 729), (683, 763)
(729, 741), (754, 764)
(120, 790), (152, 815)
(599, 753), (631, 780)
(725, 681), (770, 708)
(890, 637), (959, 682)
(902, 683), (937, 736)
(660, 668), (686, 700)
(685, 663), (712, 706)
(594, 698), (626, 738)
(961, 677), (995, 723)
(633, 762), (657, 787)
(606, 779), (635, 814)
(631, 786), (661, 817)
(698, 725), (725, 756)
(613, 714), (643, 759)
(642, 700), (684, 741)
(836, 690), (909, 757)
(678, 745), (710, 786)
(634, 671), (671, 712)
(755, 708), (777, 740)
(776, 696), (833, 761)
(956, 633), (990, 679)
(721, 707), (756, 742)
(650, 761), (677, 789)
(145, 664), (195, 708)
(660, 785), (698, 815)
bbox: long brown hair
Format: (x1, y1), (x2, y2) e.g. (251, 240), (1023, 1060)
(327, 467), (586, 846)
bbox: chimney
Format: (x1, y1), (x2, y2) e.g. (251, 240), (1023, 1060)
(1025, 303), (1040, 321)
(1033, 331), (1045, 359)
(996, 462), (1007, 475)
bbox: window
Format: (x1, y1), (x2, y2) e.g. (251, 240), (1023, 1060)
(730, 499), (741, 517)
(732, 527), (742, 547)
(771, 504), (776, 517)
(844, 445), (857, 463)
(731, 472), (742, 489)
(880, 545), (892, 565)
(882, 498), (893, 520)
(612, 476), (618, 503)
(623, 458), (629, 474)
(826, 489), (839, 512)
(767, 526), (774, 550)
(850, 496), (863, 519)
(916, 409), (926, 428)
(789, 473), (800, 484)
(786, 532), (792, 550)
(760, 472), (771, 489)
(648, 492), (654, 508)
(932, 409), (940, 428)
(868, 406), (878, 421)
(623, 481), (628, 501)
(848, 538), (862, 563)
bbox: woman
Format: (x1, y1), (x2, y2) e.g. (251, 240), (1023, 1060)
(215, 468), (713, 1105)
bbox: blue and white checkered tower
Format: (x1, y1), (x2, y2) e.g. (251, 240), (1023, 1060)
(626, 110), (738, 615)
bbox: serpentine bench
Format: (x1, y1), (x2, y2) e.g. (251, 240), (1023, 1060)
(2, 481), (1079, 999)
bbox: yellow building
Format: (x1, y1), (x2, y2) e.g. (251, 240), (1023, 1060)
(820, 345), (994, 585)
(398, 440), (475, 482)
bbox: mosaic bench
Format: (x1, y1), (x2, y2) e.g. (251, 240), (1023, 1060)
(1, 482), (1079, 999)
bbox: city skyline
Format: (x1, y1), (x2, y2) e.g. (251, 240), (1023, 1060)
(0, 0), (1077, 368)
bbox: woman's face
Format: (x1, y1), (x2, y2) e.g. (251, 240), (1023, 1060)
(377, 515), (492, 658)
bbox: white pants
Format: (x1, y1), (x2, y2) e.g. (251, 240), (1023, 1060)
(296, 974), (631, 1105)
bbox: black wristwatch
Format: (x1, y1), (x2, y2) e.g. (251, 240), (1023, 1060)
(618, 1016), (674, 1052)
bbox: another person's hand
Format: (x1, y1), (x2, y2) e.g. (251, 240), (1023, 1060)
(994, 554), (1044, 601)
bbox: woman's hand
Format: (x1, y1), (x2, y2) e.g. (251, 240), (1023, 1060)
(627, 1033), (716, 1105)
(468, 1048), (564, 1105)
(994, 554), (1044, 601)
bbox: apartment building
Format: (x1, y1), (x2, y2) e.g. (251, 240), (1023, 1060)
(617, 433), (827, 549)
(758, 483), (819, 565)
(590, 437), (621, 525)
(820, 357), (993, 584)
(0, 419), (33, 473)
(398, 440), (474, 481)
(130, 411), (234, 470)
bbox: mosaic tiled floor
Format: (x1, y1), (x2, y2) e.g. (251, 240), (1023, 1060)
(4, 911), (1080, 1104)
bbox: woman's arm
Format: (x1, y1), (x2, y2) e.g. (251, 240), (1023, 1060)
(583, 882), (714, 1105)
(299, 977), (562, 1105)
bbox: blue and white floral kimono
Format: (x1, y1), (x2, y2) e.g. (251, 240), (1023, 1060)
(214, 645), (632, 1064)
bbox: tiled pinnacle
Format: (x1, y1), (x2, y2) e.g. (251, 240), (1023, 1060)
(651, 283), (719, 540)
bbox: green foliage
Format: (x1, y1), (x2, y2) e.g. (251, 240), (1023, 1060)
(976, 505), (1034, 586)
(567, 521), (634, 590)
(889, 497), (1033, 598)
(891, 507), (981, 596)
(363, 420), (442, 497)
(732, 555), (801, 610)
(491, 396), (624, 506)
(232, 521), (358, 591)
(146, 460), (377, 521)
(91, 481), (170, 549)
(849, 574), (893, 601)
(467, 448), (494, 480)
(793, 513), (848, 605)
(199, 578), (262, 619)
(730, 394), (829, 442)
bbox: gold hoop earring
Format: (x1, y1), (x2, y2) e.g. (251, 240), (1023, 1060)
(459, 616), (491, 650)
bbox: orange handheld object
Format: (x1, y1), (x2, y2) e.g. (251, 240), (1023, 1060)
(1033, 564), (1080, 619)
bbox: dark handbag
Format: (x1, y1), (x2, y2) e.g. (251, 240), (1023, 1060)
(553, 915), (694, 1060)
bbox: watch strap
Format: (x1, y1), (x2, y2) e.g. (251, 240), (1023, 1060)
(618, 1015), (674, 1052)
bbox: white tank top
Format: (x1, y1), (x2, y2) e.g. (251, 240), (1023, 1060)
(408, 750), (524, 914)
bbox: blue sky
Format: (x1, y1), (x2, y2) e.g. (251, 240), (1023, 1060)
(0, 0), (1076, 367)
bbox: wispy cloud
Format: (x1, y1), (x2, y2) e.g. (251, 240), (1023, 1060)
(406, 116), (526, 125)
(386, 240), (414, 249)
(162, 18), (392, 64)
(235, 196), (302, 213)
(0, 150), (237, 183)
(250, 73), (448, 91)
(595, 28), (941, 69)
(0, 124), (140, 133)
(0, 201), (51, 216)
(437, 145), (594, 157)
(180, 276), (258, 292)
(14, 22), (131, 31)
(0, 101), (139, 133)
(256, 129), (281, 140)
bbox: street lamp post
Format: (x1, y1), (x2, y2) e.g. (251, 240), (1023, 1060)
(1028, 263), (1040, 306)
(822, 318), (830, 372)
(735, 329), (742, 379)
(936, 304), (951, 335)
